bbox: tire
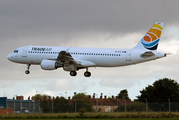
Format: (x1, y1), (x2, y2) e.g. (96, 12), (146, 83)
(84, 71), (91, 77)
(70, 71), (77, 76)
(25, 70), (30, 74)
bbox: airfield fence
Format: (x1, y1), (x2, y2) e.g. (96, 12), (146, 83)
(1, 102), (179, 114)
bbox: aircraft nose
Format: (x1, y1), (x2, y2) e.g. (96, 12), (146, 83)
(7, 54), (12, 61)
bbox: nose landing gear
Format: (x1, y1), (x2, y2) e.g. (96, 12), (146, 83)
(25, 64), (31, 74)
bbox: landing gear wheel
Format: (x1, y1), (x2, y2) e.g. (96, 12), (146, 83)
(70, 71), (77, 76)
(84, 71), (91, 77)
(25, 70), (30, 74)
(25, 64), (31, 74)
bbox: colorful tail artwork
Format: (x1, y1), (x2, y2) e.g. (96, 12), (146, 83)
(134, 22), (164, 50)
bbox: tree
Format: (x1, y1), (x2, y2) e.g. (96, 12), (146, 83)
(74, 93), (89, 99)
(117, 89), (130, 101)
(71, 99), (93, 112)
(69, 93), (92, 112)
(137, 78), (179, 103)
(40, 97), (69, 113)
(115, 102), (146, 112)
(40, 100), (50, 113)
(53, 97), (69, 113)
(31, 94), (50, 101)
(79, 108), (87, 117)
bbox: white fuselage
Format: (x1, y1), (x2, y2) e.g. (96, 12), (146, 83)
(7, 46), (165, 67)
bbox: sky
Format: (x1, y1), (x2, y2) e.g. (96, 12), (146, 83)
(1, 0), (179, 101)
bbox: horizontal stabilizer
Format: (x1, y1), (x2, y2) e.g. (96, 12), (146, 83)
(166, 53), (172, 55)
(140, 51), (155, 58)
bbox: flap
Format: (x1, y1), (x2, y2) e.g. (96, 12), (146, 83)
(57, 51), (79, 65)
(76, 60), (96, 67)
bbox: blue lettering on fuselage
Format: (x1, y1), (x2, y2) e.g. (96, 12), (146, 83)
(32, 47), (52, 51)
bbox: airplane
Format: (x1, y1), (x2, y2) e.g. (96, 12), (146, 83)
(7, 22), (168, 77)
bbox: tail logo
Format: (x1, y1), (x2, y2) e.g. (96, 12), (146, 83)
(141, 23), (163, 50)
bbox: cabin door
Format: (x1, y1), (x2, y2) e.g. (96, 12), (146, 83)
(22, 47), (28, 57)
(126, 50), (131, 61)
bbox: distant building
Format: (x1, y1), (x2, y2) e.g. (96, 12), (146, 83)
(0, 96), (40, 114)
(67, 94), (133, 112)
(31, 93), (134, 113)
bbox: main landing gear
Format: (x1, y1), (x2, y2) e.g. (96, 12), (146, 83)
(25, 64), (31, 74)
(84, 67), (91, 77)
(70, 68), (91, 77)
(84, 71), (91, 77)
(70, 71), (77, 76)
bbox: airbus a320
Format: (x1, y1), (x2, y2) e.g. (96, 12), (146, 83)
(7, 22), (168, 77)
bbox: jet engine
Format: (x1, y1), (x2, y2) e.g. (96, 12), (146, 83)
(41, 60), (63, 70)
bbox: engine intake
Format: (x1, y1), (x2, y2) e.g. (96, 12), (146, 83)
(41, 60), (63, 70)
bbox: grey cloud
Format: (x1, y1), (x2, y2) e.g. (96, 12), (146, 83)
(48, 78), (76, 91)
(1, 0), (179, 41)
(99, 78), (137, 88)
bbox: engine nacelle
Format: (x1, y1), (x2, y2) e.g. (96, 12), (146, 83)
(41, 60), (63, 70)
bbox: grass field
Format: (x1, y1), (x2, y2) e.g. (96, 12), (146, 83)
(1, 118), (179, 120)
(1, 112), (179, 119)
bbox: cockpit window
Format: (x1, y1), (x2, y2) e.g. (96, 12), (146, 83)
(14, 50), (18, 53)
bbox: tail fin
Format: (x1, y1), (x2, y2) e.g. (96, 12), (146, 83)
(133, 22), (164, 50)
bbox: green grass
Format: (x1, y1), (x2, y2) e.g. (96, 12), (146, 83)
(1, 118), (179, 120)
(1, 112), (179, 119)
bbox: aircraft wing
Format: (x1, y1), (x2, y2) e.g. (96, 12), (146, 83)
(54, 51), (96, 67)
(140, 51), (155, 58)
(56, 51), (79, 65)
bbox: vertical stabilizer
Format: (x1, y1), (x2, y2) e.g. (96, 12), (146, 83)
(133, 22), (164, 50)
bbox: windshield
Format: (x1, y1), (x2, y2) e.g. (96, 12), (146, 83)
(14, 50), (18, 53)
